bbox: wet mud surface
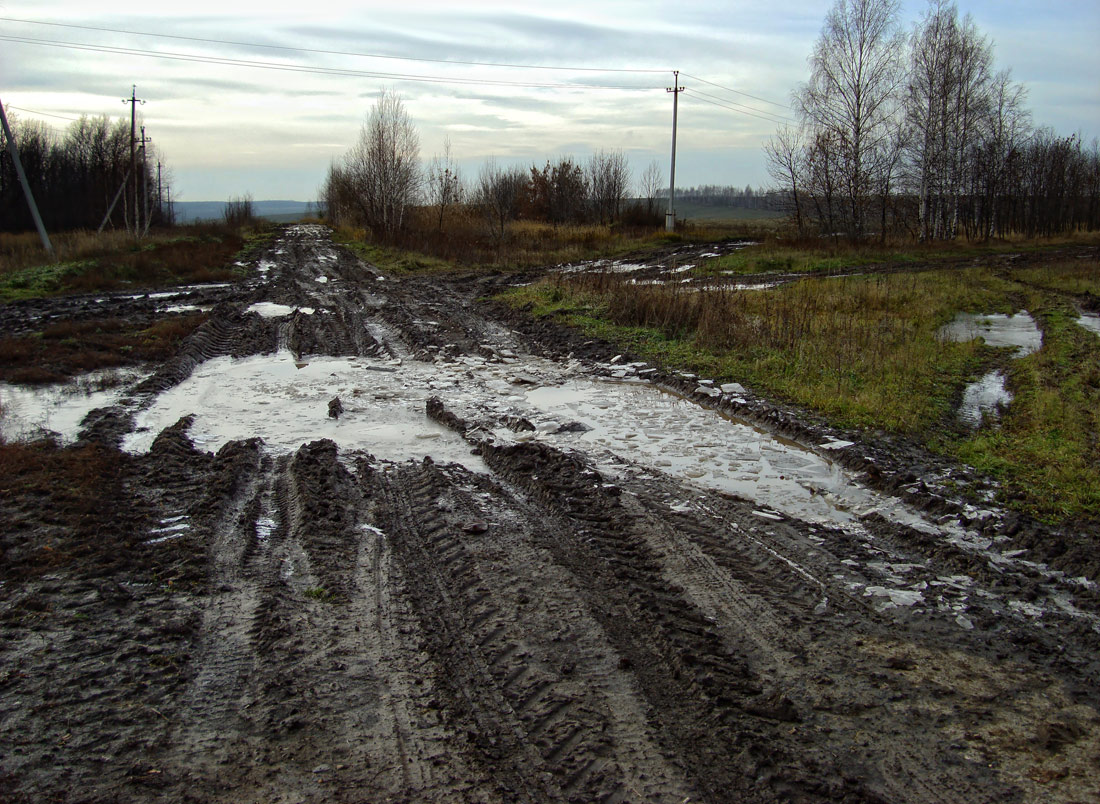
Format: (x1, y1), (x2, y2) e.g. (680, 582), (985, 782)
(2, 225), (1099, 803)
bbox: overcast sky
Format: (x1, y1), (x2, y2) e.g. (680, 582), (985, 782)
(2, 1), (1098, 202)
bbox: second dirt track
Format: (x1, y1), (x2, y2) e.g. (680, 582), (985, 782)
(1, 225), (1098, 803)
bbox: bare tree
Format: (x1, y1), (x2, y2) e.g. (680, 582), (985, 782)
(426, 137), (464, 231)
(476, 158), (528, 240)
(223, 193), (255, 228)
(640, 159), (664, 217)
(587, 149), (630, 224)
(339, 90), (421, 239)
(796, 0), (905, 239)
(764, 125), (807, 233)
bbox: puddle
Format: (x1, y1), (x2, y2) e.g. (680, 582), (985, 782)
(519, 380), (890, 527)
(939, 312), (1041, 427)
(959, 370), (1011, 427)
(0, 370), (143, 444)
(122, 350), (486, 472)
(937, 311), (1042, 356)
(247, 302), (315, 318)
(1076, 309), (1100, 336)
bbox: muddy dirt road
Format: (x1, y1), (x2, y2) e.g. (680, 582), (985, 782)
(2, 225), (1098, 803)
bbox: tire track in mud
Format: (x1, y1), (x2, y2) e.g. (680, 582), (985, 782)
(369, 457), (696, 803)
(474, 439), (836, 803)
(467, 436), (1025, 804)
(618, 481), (1015, 804)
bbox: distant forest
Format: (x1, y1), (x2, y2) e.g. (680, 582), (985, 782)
(672, 185), (779, 210)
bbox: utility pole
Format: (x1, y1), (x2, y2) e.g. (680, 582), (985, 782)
(0, 97), (54, 257)
(122, 85), (145, 237)
(665, 70), (684, 232)
(139, 125), (152, 236)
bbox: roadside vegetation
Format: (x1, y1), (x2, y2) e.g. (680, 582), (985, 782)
(0, 313), (208, 385)
(501, 242), (1100, 521)
(0, 222), (273, 303)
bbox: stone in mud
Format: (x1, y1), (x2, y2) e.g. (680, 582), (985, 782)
(503, 415), (536, 432)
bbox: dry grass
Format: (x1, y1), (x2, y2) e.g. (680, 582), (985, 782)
(0, 226), (248, 301)
(0, 313), (208, 384)
(335, 210), (701, 272)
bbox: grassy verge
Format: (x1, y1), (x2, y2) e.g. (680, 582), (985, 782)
(502, 258), (1100, 521)
(330, 217), (728, 274)
(691, 231), (1100, 278)
(0, 224), (274, 302)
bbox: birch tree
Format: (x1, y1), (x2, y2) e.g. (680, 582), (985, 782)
(342, 90), (421, 239)
(904, 0), (994, 239)
(796, 0), (905, 239)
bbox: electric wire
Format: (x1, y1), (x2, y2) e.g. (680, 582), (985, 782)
(0, 16), (670, 75)
(680, 72), (790, 110)
(6, 105), (80, 121)
(685, 87), (792, 124)
(0, 35), (658, 92)
(683, 89), (789, 126)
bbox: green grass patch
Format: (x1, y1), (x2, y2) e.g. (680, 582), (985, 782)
(501, 258), (1100, 520)
(303, 586), (340, 603)
(952, 304), (1100, 519)
(0, 260), (98, 301)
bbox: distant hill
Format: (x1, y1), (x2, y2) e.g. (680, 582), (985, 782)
(173, 200), (315, 224)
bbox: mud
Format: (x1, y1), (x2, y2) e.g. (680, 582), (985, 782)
(1, 224), (1098, 803)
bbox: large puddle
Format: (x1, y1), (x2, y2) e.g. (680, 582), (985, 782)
(122, 351), (487, 472)
(519, 380), (876, 526)
(938, 312), (1042, 427)
(0, 347), (993, 534)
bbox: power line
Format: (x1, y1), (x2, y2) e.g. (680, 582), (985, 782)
(6, 104), (80, 121)
(0, 35), (658, 92)
(682, 89), (790, 126)
(0, 16), (670, 75)
(680, 72), (790, 111)
(685, 87), (792, 124)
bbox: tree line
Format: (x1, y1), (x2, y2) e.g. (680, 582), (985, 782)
(321, 91), (668, 243)
(1, 109), (171, 234)
(675, 185), (774, 210)
(766, 0), (1100, 241)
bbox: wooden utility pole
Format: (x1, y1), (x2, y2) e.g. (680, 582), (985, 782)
(139, 125), (152, 236)
(122, 85), (145, 236)
(0, 97), (54, 257)
(665, 70), (684, 232)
